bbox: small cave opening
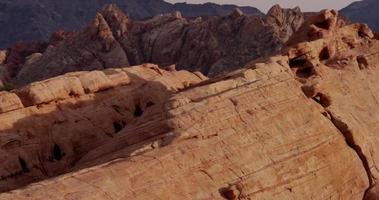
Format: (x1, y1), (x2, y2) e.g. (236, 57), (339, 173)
(357, 55), (369, 70)
(52, 144), (63, 161)
(18, 157), (30, 173)
(68, 91), (79, 97)
(146, 101), (155, 108)
(296, 66), (315, 79)
(134, 104), (143, 117)
(314, 20), (331, 30)
(319, 47), (330, 61)
(113, 121), (126, 133)
(289, 57), (316, 79)
(289, 57), (307, 69)
(219, 186), (239, 200)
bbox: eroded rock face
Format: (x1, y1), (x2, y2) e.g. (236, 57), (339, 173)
(266, 5), (304, 42)
(0, 92), (23, 113)
(13, 4), (304, 86)
(0, 64), (205, 192)
(284, 9), (379, 198)
(0, 56), (369, 199)
(2, 9), (379, 200)
(4, 42), (47, 78)
(0, 9), (378, 199)
(0, 0), (262, 48)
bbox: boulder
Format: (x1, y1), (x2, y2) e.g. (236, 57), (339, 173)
(0, 91), (23, 113)
(15, 76), (84, 106)
(0, 50), (7, 65)
(77, 71), (115, 93)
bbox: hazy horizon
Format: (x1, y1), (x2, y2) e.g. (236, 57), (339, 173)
(166, 0), (358, 13)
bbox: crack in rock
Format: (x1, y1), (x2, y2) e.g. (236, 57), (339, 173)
(325, 110), (374, 198)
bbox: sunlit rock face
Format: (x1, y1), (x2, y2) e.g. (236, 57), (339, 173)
(1, 9), (379, 200)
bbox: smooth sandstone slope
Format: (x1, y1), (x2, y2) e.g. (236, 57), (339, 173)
(0, 10), (378, 199)
(0, 57), (368, 199)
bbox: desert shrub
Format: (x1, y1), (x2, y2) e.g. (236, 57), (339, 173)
(0, 83), (15, 91)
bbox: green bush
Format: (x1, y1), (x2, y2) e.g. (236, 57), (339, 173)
(0, 83), (15, 91)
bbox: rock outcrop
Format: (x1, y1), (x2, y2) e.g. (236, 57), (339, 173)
(0, 9), (379, 200)
(4, 42), (47, 78)
(285, 9), (379, 199)
(0, 63), (205, 192)
(13, 4), (304, 86)
(0, 0), (261, 48)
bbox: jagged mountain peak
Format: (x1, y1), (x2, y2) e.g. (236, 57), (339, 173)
(0, 0), (262, 48)
(3, 4), (302, 86)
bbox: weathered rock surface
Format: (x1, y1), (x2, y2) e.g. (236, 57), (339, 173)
(285, 9), (379, 199)
(4, 42), (47, 78)
(0, 63), (205, 192)
(0, 57), (369, 199)
(0, 0), (262, 48)
(0, 65), (8, 88)
(13, 4), (304, 86)
(0, 92), (23, 113)
(0, 9), (379, 200)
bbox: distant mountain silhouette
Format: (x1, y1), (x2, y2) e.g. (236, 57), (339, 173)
(0, 0), (261, 48)
(340, 0), (379, 31)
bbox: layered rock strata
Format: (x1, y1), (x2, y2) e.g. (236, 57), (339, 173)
(0, 64), (205, 192)
(285, 9), (379, 200)
(0, 8), (379, 200)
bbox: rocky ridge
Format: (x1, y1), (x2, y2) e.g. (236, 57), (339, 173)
(0, 0), (261, 48)
(0, 63), (206, 192)
(8, 4), (304, 86)
(0, 9), (378, 200)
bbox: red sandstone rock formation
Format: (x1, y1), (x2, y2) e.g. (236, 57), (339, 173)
(284, 9), (379, 200)
(0, 63), (205, 192)
(0, 8), (378, 200)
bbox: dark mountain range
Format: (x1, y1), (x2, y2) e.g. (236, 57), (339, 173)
(1, 4), (303, 85)
(0, 0), (261, 48)
(340, 0), (379, 31)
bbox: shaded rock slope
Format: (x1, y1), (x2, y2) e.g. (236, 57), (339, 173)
(341, 0), (379, 32)
(0, 9), (379, 200)
(9, 4), (304, 86)
(0, 0), (261, 48)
